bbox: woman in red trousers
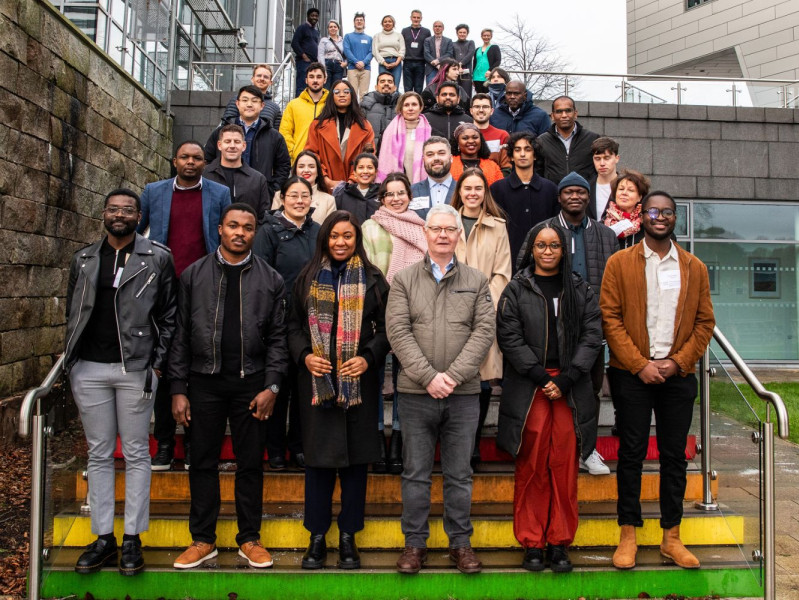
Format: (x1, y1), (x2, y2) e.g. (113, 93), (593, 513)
(495, 222), (602, 573)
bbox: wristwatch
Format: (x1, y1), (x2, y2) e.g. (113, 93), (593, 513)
(268, 384), (280, 394)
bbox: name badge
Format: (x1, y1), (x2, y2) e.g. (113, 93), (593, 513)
(659, 269), (680, 290)
(408, 196), (430, 210)
(411, 42), (419, 48)
(113, 267), (124, 288)
(609, 219), (633, 236)
(361, 39), (368, 44)
(486, 139), (501, 153)
(461, 68), (470, 74)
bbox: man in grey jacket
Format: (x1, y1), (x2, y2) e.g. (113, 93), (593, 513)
(386, 204), (495, 576)
(360, 72), (399, 153)
(65, 189), (177, 576)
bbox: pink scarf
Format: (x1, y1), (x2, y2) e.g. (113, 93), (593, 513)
(371, 207), (428, 284)
(377, 115), (431, 183)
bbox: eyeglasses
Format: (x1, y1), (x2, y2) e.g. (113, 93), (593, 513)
(646, 207), (676, 219)
(284, 193), (312, 200)
(383, 191), (408, 199)
(533, 242), (562, 252)
(333, 88), (352, 96)
(427, 226), (459, 234)
(104, 206), (138, 216)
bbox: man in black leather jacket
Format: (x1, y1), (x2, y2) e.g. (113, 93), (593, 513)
(65, 188), (177, 577)
(169, 202), (289, 570)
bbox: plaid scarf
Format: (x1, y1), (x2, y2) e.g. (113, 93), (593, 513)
(604, 202), (642, 239)
(307, 255), (366, 408)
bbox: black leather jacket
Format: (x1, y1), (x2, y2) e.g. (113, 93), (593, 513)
(168, 252), (289, 395)
(64, 234), (177, 374)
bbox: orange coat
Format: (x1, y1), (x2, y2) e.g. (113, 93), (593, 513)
(450, 157), (503, 186)
(304, 118), (375, 183)
(600, 241), (715, 375)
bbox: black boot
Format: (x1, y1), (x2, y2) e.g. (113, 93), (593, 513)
(472, 387), (492, 467)
(373, 431), (387, 473)
(548, 544), (573, 573)
(337, 532), (361, 569)
(75, 536), (118, 574)
(388, 429), (403, 474)
(151, 443), (173, 471)
(302, 534), (327, 569)
(522, 547), (545, 572)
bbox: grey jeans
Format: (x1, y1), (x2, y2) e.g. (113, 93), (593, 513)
(69, 360), (155, 536)
(397, 392), (479, 549)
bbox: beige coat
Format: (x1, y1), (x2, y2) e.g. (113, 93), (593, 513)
(455, 210), (512, 380)
(271, 185), (337, 225)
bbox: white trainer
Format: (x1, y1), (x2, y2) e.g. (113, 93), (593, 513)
(580, 449), (611, 475)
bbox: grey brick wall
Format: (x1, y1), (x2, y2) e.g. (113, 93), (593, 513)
(170, 91), (228, 155)
(0, 0), (172, 396)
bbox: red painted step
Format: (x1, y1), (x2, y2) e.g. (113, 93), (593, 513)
(115, 434), (697, 462)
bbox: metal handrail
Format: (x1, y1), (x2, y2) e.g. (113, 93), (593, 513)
(505, 69), (799, 86)
(18, 353), (64, 600)
(697, 326), (789, 600)
(18, 354), (64, 438)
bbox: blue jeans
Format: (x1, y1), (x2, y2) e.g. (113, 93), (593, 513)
(324, 59), (345, 89)
(379, 58), (402, 87)
(398, 392), (479, 548)
(403, 61), (425, 93)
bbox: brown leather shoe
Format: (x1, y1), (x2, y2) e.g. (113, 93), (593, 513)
(449, 546), (482, 574)
(660, 525), (700, 569)
(612, 525), (638, 569)
(396, 546), (427, 574)
(173, 541), (217, 569)
(239, 540), (274, 568)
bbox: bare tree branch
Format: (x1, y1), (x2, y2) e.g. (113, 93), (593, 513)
(495, 14), (574, 100)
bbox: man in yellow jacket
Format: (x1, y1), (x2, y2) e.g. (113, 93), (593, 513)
(279, 63), (329, 162)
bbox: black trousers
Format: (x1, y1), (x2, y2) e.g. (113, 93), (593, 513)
(188, 372), (266, 546)
(153, 375), (190, 447)
(403, 60), (425, 93)
(304, 463), (368, 536)
(608, 367), (697, 529)
(265, 361), (303, 458)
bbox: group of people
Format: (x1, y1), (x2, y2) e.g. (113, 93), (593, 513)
(62, 14), (716, 580)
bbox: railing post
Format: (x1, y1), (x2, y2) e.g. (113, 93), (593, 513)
(28, 399), (45, 600)
(695, 348), (718, 511)
(764, 405), (776, 600)
(564, 76), (570, 96)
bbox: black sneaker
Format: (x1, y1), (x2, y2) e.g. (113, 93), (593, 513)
(75, 537), (118, 574)
(151, 443), (173, 471)
(120, 538), (144, 576)
(183, 444), (191, 471)
(268, 455), (287, 470)
(522, 547), (545, 572)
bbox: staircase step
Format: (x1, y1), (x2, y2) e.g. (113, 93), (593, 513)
(53, 503), (744, 549)
(41, 547), (761, 600)
(125, 433), (698, 462)
(75, 469), (717, 504)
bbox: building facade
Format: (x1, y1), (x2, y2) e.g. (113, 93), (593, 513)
(627, 0), (799, 107)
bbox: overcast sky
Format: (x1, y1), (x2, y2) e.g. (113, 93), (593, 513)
(337, 0), (628, 75)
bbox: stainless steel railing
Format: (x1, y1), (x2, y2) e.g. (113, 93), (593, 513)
(18, 354), (65, 600)
(697, 326), (789, 600)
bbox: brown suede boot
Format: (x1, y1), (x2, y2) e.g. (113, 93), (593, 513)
(612, 525), (637, 569)
(660, 525), (700, 569)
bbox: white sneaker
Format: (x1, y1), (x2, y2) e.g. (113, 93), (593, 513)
(580, 449), (611, 475)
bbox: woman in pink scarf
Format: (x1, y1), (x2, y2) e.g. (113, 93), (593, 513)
(377, 92), (432, 184)
(362, 171), (428, 475)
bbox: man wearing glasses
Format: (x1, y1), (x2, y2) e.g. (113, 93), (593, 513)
(65, 189), (177, 575)
(600, 191), (715, 571)
(386, 204), (495, 575)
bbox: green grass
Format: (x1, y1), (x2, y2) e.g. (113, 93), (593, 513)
(709, 381), (798, 444)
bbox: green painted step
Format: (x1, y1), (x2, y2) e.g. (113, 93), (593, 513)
(52, 501), (746, 550)
(40, 547), (762, 600)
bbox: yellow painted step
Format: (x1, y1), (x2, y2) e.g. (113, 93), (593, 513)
(73, 470), (718, 504)
(53, 512), (745, 550)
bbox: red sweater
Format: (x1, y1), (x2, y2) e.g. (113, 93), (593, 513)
(167, 188), (206, 276)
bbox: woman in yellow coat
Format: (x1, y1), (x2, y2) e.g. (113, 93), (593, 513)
(450, 166), (512, 466)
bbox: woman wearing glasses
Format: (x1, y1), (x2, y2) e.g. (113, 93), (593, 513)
(362, 172), (428, 473)
(254, 176), (321, 470)
(305, 79), (375, 190)
(449, 168), (511, 466)
(495, 222), (602, 574)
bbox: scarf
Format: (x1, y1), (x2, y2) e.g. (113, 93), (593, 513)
(377, 114), (432, 183)
(307, 255), (366, 408)
(604, 202), (642, 239)
(371, 207), (428, 284)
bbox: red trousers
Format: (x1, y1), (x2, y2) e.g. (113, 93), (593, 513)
(513, 370), (579, 549)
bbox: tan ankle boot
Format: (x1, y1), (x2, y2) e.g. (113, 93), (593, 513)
(660, 525), (700, 569)
(612, 525), (637, 569)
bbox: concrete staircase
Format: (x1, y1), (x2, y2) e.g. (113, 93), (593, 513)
(39, 399), (761, 600)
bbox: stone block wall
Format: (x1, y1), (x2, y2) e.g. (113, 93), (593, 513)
(170, 90), (228, 154)
(0, 0), (172, 396)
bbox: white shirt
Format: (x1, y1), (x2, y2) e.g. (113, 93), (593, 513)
(644, 240), (681, 359)
(595, 183), (611, 218)
(556, 125), (577, 152)
(429, 175), (454, 206)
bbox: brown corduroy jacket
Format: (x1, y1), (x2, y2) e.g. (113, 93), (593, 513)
(599, 240), (715, 375)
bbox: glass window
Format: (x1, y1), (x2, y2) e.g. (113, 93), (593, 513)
(109, 23), (124, 65)
(694, 202), (799, 241)
(64, 7), (98, 40)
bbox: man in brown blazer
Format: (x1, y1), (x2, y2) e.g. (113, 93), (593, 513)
(600, 191), (715, 571)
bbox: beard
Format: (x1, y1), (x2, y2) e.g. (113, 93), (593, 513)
(425, 160), (451, 178)
(105, 219), (137, 238)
